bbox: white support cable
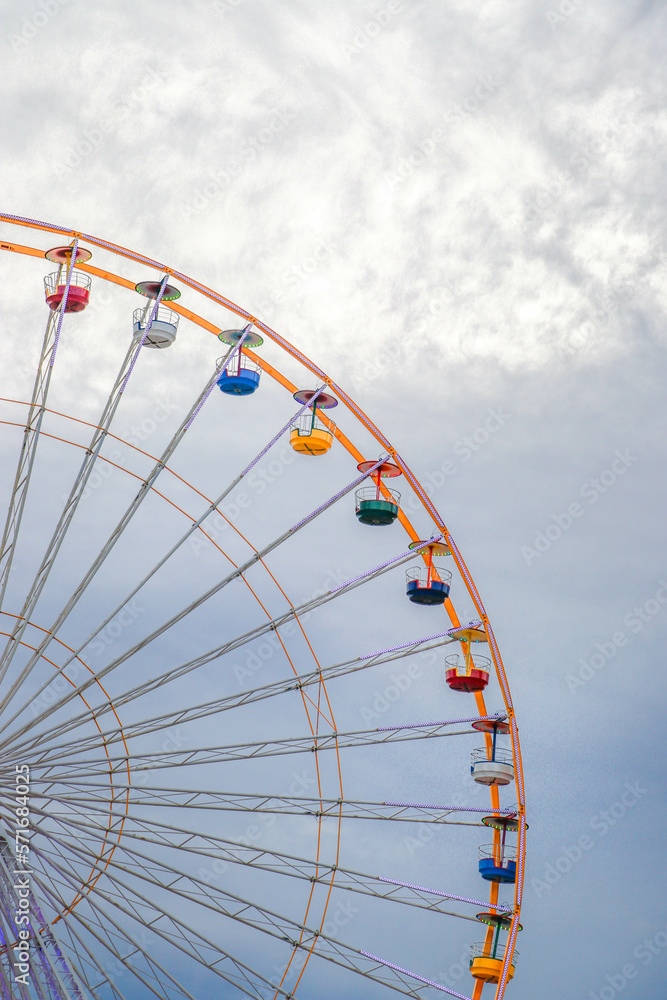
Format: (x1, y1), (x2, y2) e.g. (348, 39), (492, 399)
(0, 335), (139, 691)
(48, 827), (486, 940)
(30, 847), (150, 955)
(359, 951), (472, 1000)
(0, 269), (170, 692)
(26, 807), (489, 921)
(24, 732), (470, 778)
(27, 887), (112, 1000)
(0, 341), (238, 717)
(23, 717), (492, 775)
(0, 833), (89, 1000)
(28, 863), (196, 1000)
(6, 797), (493, 969)
(35, 911), (129, 1000)
(0, 632), (461, 765)
(16, 787), (485, 829)
(0, 616), (462, 763)
(0, 241), (78, 614)
(34, 826), (473, 1000)
(21, 799), (508, 997)
(57, 909), (196, 1000)
(9, 388), (331, 730)
(0, 460), (396, 749)
(29, 838), (295, 1000)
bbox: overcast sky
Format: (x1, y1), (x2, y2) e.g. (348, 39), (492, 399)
(2, 0), (667, 998)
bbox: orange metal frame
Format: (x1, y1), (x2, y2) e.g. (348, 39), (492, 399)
(0, 216), (525, 1000)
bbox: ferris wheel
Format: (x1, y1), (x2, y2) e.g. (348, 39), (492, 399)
(0, 214), (526, 1000)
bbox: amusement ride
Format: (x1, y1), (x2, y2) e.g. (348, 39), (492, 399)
(0, 214), (526, 1000)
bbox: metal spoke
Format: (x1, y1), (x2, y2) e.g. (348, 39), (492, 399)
(0, 459), (395, 745)
(23, 715), (503, 776)
(41, 920), (130, 1000)
(29, 803), (506, 921)
(0, 833), (89, 999)
(0, 625), (469, 761)
(29, 391), (327, 707)
(0, 334), (138, 690)
(30, 837), (296, 1000)
(30, 859), (208, 1000)
(0, 339), (238, 709)
(0, 241), (78, 614)
(13, 785), (491, 827)
(35, 824), (473, 1000)
(21, 876), (124, 1000)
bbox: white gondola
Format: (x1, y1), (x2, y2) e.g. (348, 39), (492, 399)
(132, 304), (180, 349)
(471, 746), (515, 786)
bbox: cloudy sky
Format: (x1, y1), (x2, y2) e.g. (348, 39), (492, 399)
(2, 0), (667, 998)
